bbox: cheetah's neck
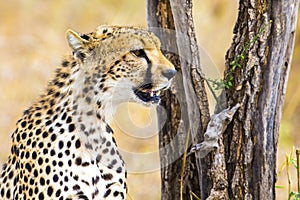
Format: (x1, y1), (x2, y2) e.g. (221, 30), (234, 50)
(71, 99), (124, 172)
(44, 58), (125, 173)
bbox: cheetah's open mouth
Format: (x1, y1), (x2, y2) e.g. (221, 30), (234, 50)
(133, 83), (165, 104)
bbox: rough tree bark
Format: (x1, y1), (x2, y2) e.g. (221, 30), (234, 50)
(147, 0), (210, 199)
(147, 1), (189, 199)
(223, 1), (299, 199)
(147, 0), (299, 200)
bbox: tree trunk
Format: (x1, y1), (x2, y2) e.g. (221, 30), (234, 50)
(147, 1), (188, 199)
(223, 0), (299, 199)
(147, 0), (299, 199)
(147, 0), (210, 199)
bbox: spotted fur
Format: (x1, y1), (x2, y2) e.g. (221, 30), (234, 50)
(0, 25), (175, 199)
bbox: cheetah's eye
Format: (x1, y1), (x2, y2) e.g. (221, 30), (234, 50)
(131, 49), (147, 58)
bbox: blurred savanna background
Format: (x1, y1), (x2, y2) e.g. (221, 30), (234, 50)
(0, 1), (299, 199)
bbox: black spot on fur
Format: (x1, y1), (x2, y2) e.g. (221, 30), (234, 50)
(102, 173), (113, 181)
(75, 157), (82, 165)
(62, 60), (69, 67)
(81, 34), (90, 40)
(103, 189), (111, 198)
(76, 52), (86, 61)
(106, 125), (113, 133)
(68, 124), (75, 132)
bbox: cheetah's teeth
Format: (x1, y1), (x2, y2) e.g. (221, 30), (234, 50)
(150, 91), (154, 97)
(156, 90), (161, 96)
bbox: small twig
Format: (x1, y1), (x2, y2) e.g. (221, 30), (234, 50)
(127, 193), (134, 200)
(180, 128), (191, 200)
(296, 149), (300, 195)
(204, 20), (273, 91)
(287, 154), (292, 198)
(189, 190), (201, 200)
(204, 78), (219, 103)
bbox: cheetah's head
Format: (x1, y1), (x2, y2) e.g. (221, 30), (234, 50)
(66, 25), (176, 106)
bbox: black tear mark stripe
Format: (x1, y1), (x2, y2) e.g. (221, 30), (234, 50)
(144, 52), (152, 85)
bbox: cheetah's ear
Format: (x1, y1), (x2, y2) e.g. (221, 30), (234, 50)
(66, 29), (88, 51)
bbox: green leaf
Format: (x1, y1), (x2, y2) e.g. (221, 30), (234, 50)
(229, 76), (234, 81)
(230, 60), (236, 66)
(289, 192), (295, 200)
(291, 159), (298, 169)
(289, 192), (300, 200)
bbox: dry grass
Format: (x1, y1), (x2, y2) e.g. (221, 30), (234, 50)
(0, 1), (299, 199)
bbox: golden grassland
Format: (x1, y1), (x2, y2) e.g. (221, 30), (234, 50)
(0, 1), (299, 199)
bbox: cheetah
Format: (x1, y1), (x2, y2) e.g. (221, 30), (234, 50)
(0, 25), (176, 199)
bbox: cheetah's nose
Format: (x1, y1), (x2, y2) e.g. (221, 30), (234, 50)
(162, 69), (177, 80)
